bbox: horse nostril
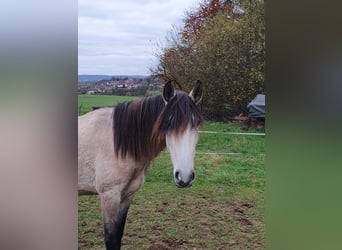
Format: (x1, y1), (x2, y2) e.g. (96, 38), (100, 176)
(175, 171), (181, 181)
(190, 172), (195, 181)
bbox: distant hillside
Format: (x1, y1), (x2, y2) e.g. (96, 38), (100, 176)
(78, 74), (148, 83)
(78, 75), (113, 82)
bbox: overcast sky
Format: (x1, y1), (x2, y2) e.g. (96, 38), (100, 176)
(78, 0), (200, 75)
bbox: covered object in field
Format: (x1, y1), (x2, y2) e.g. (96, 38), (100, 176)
(247, 94), (265, 118)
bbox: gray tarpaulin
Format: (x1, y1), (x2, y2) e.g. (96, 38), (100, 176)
(247, 94), (265, 118)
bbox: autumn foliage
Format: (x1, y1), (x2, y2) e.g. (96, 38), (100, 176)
(183, 0), (222, 39)
(152, 0), (265, 121)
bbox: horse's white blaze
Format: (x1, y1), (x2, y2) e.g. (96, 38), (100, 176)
(166, 125), (198, 186)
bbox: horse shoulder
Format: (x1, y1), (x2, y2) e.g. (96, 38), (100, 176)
(78, 108), (113, 195)
(95, 156), (149, 195)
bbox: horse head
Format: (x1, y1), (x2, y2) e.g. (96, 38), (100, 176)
(158, 80), (203, 188)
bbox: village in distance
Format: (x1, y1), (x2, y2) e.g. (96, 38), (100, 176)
(77, 75), (163, 96)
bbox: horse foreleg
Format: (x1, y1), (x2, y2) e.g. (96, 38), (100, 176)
(100, 190), (133, 250)
(103, 205), (129, 250)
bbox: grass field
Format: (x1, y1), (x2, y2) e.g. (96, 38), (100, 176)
(78, 94), (265, 249)
(78, 94), (139, 115)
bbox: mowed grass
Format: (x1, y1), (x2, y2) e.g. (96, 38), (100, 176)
(78, 95), (265, 249)
(78, 94), (139, 115)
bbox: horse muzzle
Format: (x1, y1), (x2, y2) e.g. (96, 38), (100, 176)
(174, 170), (195, 188)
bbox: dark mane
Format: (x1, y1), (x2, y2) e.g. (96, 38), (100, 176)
(113, 92), (203, 161)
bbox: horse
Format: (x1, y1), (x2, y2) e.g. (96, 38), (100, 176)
(78, 80), (203, 249)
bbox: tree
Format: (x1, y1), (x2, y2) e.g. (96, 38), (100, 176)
(183, 0), (223, 40)
(152, 0), (265, 121)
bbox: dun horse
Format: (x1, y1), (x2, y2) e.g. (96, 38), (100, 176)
(78, 80), (203, 249)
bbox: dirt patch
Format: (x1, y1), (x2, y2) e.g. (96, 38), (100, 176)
(80, 192), (264, 249)
(147, 242), (173, 250)
(236, 216), (254, 226)
(147, 239), (188, 250)
(233, 202), (254, 214)
(232, 202), (256, 230)
(156, 201), (169, 213)
(147, 200), (263, 250)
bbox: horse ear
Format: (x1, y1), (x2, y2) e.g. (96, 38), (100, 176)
(189, 80), (203, 104)
(163, 81), (174, 103)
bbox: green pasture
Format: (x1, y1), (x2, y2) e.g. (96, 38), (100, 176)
(78, 94), (265, 249)
(78, 94), (139, 115)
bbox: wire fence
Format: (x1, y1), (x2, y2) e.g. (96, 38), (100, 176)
(198, 131), (265, 136)
(79, 107), (265, 156)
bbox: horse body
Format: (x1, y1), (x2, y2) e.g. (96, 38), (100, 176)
(78, 107), (111, 195)
(78, 107), (149, 196)
(78, 81), (203, 249)
(79, 107), (153, 248)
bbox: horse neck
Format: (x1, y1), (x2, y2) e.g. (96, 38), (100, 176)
(113, 94), (166, 162)
(141, 95), (166, 160)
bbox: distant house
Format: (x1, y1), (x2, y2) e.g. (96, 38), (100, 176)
(87, 90), (95, 95)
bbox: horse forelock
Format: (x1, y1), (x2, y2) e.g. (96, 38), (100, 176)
(152, 91), (204, 140)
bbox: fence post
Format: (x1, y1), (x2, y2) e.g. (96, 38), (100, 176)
(78, 104), (83, 115)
